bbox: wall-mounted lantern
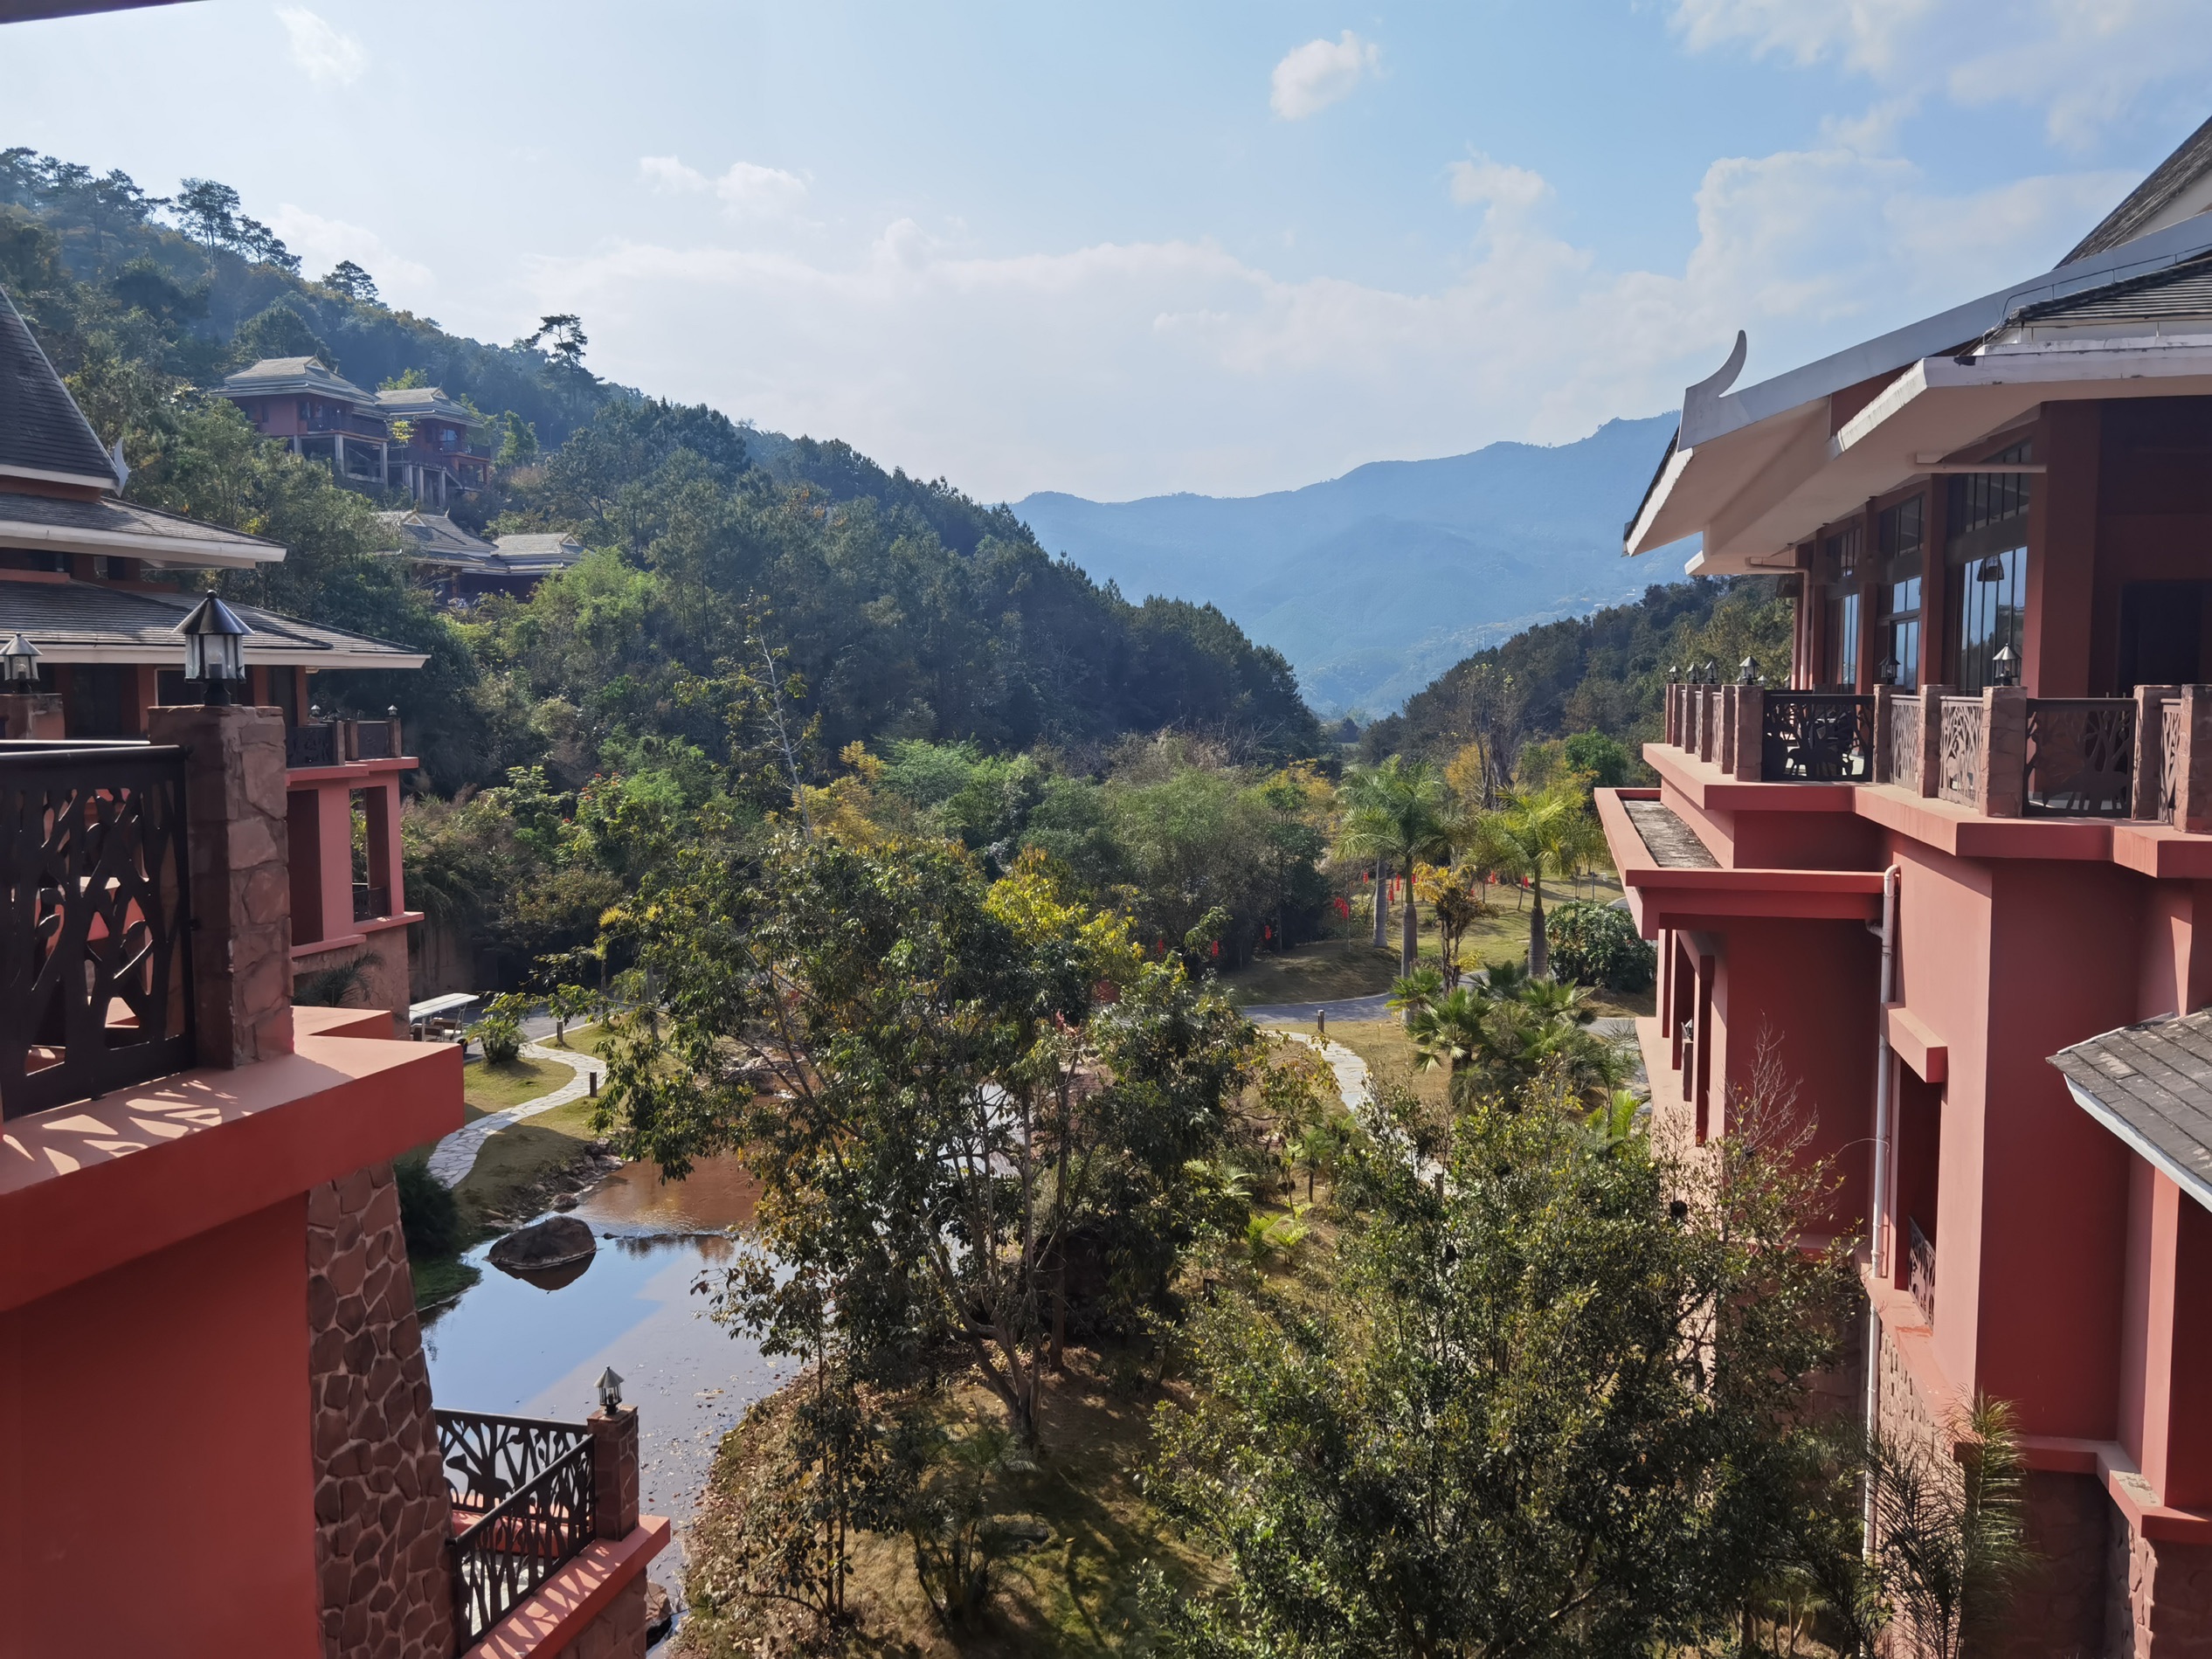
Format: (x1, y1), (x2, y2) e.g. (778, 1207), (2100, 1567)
(1, 632), (41, 688)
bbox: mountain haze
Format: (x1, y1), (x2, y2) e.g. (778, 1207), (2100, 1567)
(1015, 413), (1686, 715)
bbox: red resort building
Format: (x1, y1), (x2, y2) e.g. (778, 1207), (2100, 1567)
(1604, 115), (2212, 1656)
(0, 287), (665, 1657)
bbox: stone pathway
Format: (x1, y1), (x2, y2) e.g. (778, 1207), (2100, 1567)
(425, 1040), (606, 1188)
(1273, 1030), (1372, 1113)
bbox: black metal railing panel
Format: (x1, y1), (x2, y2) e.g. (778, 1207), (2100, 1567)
(2163, 699), (2184, 822)
(1760, 693), (1873, 781)
(352, 884), (391, 923)
(353, 721), (393, 761)
(1884, 695), (1923, 791)
(1908, 1216), (1937, 1324)
(1939, 698), (1984, 805)
(437, 1409), (591, 1517)
(2025, 698), (2136, 817)
(286, 722), (337, 769)
(438, 1410), (596, 1647)
(0, 745), (196, 1119)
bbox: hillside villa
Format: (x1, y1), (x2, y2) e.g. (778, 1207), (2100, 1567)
(1609, 113), (2212, 1657)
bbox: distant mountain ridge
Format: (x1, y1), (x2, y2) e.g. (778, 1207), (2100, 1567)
(1014, 413), (1685, 715)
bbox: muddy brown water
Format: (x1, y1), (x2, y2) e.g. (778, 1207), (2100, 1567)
(421, 1155), (791, 1646)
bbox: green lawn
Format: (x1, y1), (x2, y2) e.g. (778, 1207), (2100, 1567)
(462, 1054), (570, 1113)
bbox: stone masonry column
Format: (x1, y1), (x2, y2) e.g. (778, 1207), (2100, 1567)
(590, 1405), (640, 1541)
(146, 702), (294, 1065)
(1978, 686), (2028, 820)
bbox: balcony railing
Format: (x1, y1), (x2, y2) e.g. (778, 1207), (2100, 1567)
(1908, 1217), (1937, 1324)
(0, 743), (196, 1120)
(352, 883), (390, 923)
(438, 1410), (597, 1649)
(303, 411), (391, 439)
(1662, 678), (2211, 829)
(284, 717), (403, 771)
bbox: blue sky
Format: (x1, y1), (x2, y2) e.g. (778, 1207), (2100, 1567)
(7, 1), (2209, 500)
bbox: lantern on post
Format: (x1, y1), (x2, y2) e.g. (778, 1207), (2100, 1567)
(173, 594), (253, 705)
(1, 632), (41, 688)
(1738, 656), (1759, 686)
(1992, 643), (2017, 688)
(1876, 655), (1898, 687)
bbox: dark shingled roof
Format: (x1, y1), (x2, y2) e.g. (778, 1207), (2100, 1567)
(2015, 253), (2212, 328)
(0, 578), (425, 668)
(1624, 798), (1720, 869)
(0, 286), (117, 487)
(2051, 1009), (2212, 1211)
(0, 490), (283, 563)
(374, 509), (494, 563)
(2065, 114), (2212, 266)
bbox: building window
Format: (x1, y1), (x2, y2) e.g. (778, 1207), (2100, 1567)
(1946, 443), (2032, 693)
(1878, 495), (1925, 689)
(1822, 524), (1863, 688)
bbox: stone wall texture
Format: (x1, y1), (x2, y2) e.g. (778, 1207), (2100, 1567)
(555, 1576), (647, 1659)
(2110, 1524), (2212, 1659)
(307, 1162), (453, 1659)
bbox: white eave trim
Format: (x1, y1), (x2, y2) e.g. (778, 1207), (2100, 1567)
(1625, 442), (1694, 556)
(15, 641), (430, 670)
(2062, 1076), (2212, 1218)
(0, 464), (119, 491)
(0, 520), (287, 566)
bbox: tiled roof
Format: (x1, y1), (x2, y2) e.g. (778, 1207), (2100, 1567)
(2051, 1010), (2212, 1211)
(217, 356), (377, 406)
(0, 286), (118, 487)
(373, 509), (494, 563)
(2065, 114), (2212, 266)
(0, 578), (425, 669)
(490, 533), (587, 574)
(375, 386), (480, 425)
(2014, 253), (2212, 328)
(1623, 798), (1720, 869)
(0, 489), (283, 566)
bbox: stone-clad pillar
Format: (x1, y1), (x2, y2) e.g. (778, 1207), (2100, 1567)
(0, 692), (64, 739)
(147, 702), (294, 1065)
(2176, 686), (2212, 836)
(590, 1405), (641, 1541)
(1979, 687), (2028, 819)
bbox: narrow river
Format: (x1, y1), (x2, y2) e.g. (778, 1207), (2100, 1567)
(419, 1157), (794, 1647)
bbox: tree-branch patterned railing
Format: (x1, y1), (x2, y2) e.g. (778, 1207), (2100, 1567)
(1908, 1216), (1937, 1324)
(1884, 695), (1923, 792)
(285, 722), (336, 769)
(0, 744), (194, 1119)
(2163, 699), (2184, 823)
(1759, 694), (1873, 781)
(438, 1410), (597, 1648)
(1939, 698), (1985, 805)
(2025, 699), (2137, 818)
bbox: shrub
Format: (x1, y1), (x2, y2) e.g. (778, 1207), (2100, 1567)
(395, 1158), (460, 1258)
(475, 992), (529, 1064)
(1545, 900), (1655, 992)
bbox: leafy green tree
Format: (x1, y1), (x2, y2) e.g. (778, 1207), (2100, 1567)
(602, 833), (1255, 1444)
(548, 984), (593, 1046)
(1151, 1076), (1859, 1659)
(1338, 757), (1452, 976)
(1393, 961), (1628, 1106)
(170, 177), (241, 251)
(323, 259), (378, 303)
(1560, 729), (1632, 789)
(1545, 899), (1655, 992)
(229, 301), (328, 368)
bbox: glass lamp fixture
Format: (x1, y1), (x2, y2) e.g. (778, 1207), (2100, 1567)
(1977, 554), (2006, 583)
(1, 632), (40, 688)
(1877, 656), (1899, 686)
(1739, 656), (1759, 685)
(1992, 643), (2017, 687)
(173, 594), (253, 704)
(596, 1366), (624, 1412)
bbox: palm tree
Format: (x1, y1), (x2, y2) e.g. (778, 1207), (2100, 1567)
(1395, 960), (1628, 1106)
(1338, 757), (1453, 976)
(1466, 785), (1607, 978)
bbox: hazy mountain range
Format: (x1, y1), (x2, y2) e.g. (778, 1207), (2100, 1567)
(1013, 412), (1686, 715)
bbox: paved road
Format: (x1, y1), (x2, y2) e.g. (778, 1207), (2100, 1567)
(1241, 992), (1395, 1025)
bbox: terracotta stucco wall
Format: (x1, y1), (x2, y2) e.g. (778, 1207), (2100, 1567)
(0, 1198), (321, 1656)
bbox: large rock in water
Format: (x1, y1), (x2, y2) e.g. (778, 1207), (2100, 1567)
(487, 1214), (597, 1272)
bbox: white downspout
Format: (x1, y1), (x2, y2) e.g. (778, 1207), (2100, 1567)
(1862, 863), (1901, 1550)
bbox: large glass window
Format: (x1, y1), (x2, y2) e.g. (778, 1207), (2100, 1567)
(1946, 443), (2032, 693)
(1878, 496), (1925, 689)
(1822, 524), (1863, 688)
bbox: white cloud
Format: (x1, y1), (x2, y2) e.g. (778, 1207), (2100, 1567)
(1669, 0), (2212, 147)
(1269, 31), (1380, 121)
(1447, 153), (1552, 216)
(267, 206), (433, 302)
(274, 7), (366, 86)
(521, 144), (2126, 502)
(639, 156), (811, 220)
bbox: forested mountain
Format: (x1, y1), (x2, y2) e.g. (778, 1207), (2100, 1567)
(1016, 413), (1683, 715)
(0, 149), (1324, 791)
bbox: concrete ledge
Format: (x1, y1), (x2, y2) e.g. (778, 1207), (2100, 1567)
(1884, 1004), (1948, 1082)
(466, 1517), (669, 1659)
(291, 1005), (402, 1042)
(2021, 1436), (2212, 1544)
(0, 1032), (461, 1311)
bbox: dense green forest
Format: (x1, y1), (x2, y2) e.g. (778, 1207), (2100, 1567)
(1, 149), (1331, 984)
(1358, 577), (1792, 784)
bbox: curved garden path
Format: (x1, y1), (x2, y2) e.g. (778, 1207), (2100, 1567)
(425, 1040), (607, 1189)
